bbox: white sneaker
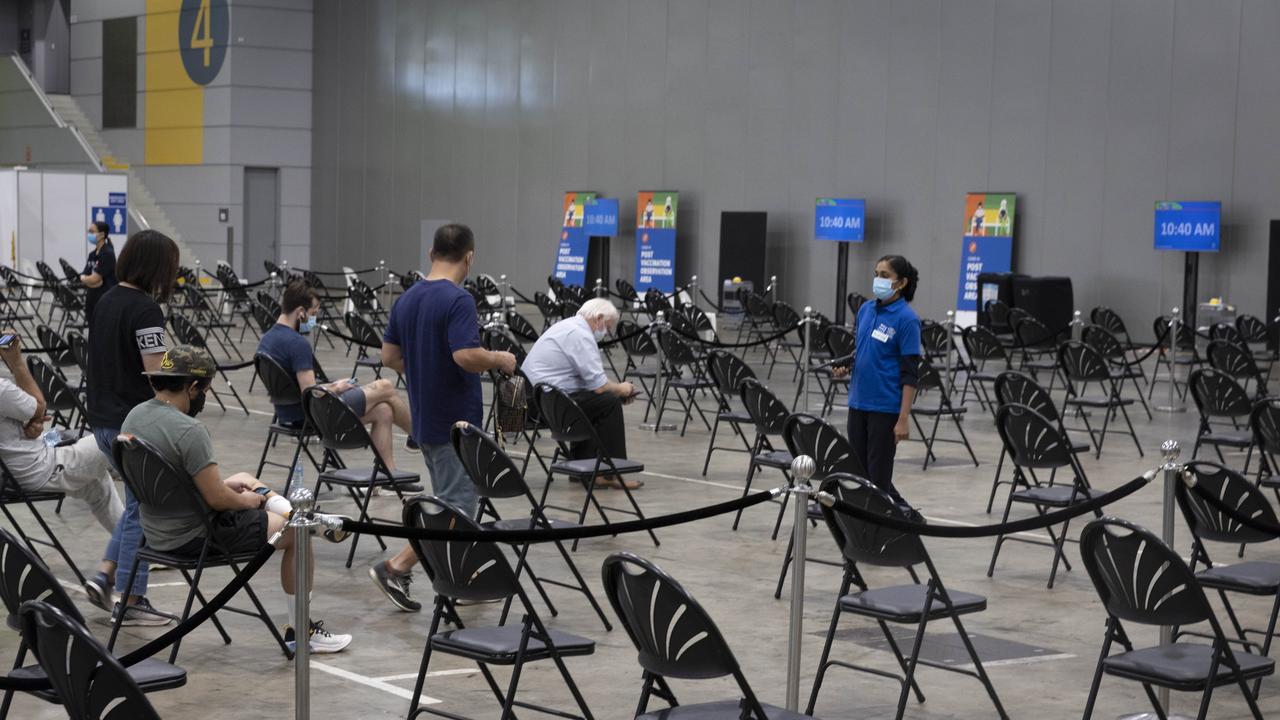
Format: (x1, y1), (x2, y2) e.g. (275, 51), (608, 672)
(286, 620), (352, 654)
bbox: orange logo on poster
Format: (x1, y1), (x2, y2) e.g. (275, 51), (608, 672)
(969, 241), (977, 253)
(642, 233), (649, 244)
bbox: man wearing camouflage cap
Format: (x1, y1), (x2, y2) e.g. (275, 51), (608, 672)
(117, 345), (354, 653)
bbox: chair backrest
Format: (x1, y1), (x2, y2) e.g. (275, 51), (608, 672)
(825, 324), (855, 360)
(251, 302), (276, 334)
(169, 313), (206, 349)
(504, 310), (539, 342)
(36, 324), (75, 367)
(705, 350), (755, 397)
(984, 299), (1012, 331)
(1153, 315), (1197, 352)
(1209, 322), (1243, 345)
(403, 497), (518, 602)
(1176, 461), (1277, 546)
(1188, 368), (1252, 421)
(919, 320), (949, 358)
(739, 378), (790, 437)
(1090, 307), (1128, 338)
(1206, 339), (1261, 385)
(450, 422), (528, 500)
(344, 311), (382, 348)
(1079, 517), (1212, 627)
(601, 552), (742, 680)
(257, 291), (282, 317)
(54, 283), (83, 313)
(1236, 314), (1268, 344)
(547, 275), (565, 294)
(66, 329), (89, 374)
(847, 292), (868, 318)
(643, 288), (671, 318)
(1058, 340), (1111, 384)
(914, 358), (947, 394)
(994, 403), (1074, 471)
(19, 600), (162, 720)
(113, 434), (209, 519)
(772, 300), (800, 329)
(743, 291), (773, 321)
(1081, 324), (1126, 362)
(535, 384), (601, 448)
(303, 385), (377, 451)
(559, 299), (582, 319)
(783, 413), (866, 478)
(657, 328), (698, 367)
(962, 324), (1008, 365)
(618, 320), (657, 358)
(0, 528), (84, 625)
(255, 352), (304, 408)
(1013, 314), (1058, 351)
(820, 474), (927, 568)
(679, 305), (714, 334)
(481, 327), (527, 365)
(994, 370), (1060, 422)
(801, 314), (832, 353)
(26, 355), (83, 418)
(35, 260), (59, 287)
(58, 258), (80, 283)
(614, 278), (638, 303)
(1251, 397), (1280, 455)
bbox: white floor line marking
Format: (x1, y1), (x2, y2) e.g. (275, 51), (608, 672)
(311, 661), (441, 704)
(373, 669), (477, 682)
(957, 652), (1076, 670)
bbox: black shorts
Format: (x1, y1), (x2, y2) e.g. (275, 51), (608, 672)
(169, 509), (269, 558)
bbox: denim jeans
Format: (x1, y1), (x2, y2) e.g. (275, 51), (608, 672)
(422, 443), (476, 518)
(94, 427), (149, 597)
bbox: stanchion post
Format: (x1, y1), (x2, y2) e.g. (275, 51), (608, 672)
(1072, 309), (1083, 341)
(1157, 440), (1181, 715)
(944, 309), (958, 396)
(1155, 307), (1186, 413)
(786, 455), (816, 712)
(500, 274), (510, 310)
(594, 277), (605, 299)
(640, 311), (676, 432)
(287, 486), (319, 720)
(797, 307), (812, 412)
(689, 275), (698, 310)
(769, 275), (778, 304)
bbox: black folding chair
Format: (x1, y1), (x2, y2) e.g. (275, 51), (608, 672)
(988, 371), (1090, 513)
(168, 313), (250, 415)
(176, 284), (242, 360)
(1081, 324), (1153, 420)
(1236, 314), (1276, 382)
(0, 456), (84, 585)
(614, 278), (641, 321)
(984, 299), (1015, 341)
(737, 291), (778, 363)
(701, 350), (757, 475)
(303, 386), (422, 567)
(767, 301), (804, 380)
(1174, 461), (1280, 698)
(1251, 397), (1280, 504)
(819, 325), (854, 417)
(1150, 315), (1202, 401)
(65, 330), (88, 393)
(807, 474), (1008, 719)
(1010, 313), (1062, 389)
(774, 413), (865, 599)
(1078, 517), (1273, 720)
(920, 319), (961, 389)
(107, 435), (291, 662)
(451, 423), (611, 630)
(1058, 340), (1145, 458)
(908, 358), (978, 470)
(535, 384), (654, 550)
(0, 530), (186, 719)
(533, 291), (560, 331)
(1188, 368), (1255, 473)
(26, 355), (88, 435)
(253, 354), (325, 491)
(987, 403), (1098, 589)
(959, 324), (1012, 411)
(34, 325), (76, 383)
(653, 329), (712, 436)
(342, 311), (388, 381)
(602, 552), (814, 720)
(847, 291), (868, 319)
(50, 284), (86, 335)
(617, 320), (660, 422)
(1207, 338), (1267, 398)
(404, 497), (596, 720)
(1091, 306), (1147, 355)
(503, 309), (540, 343)
(733, 378), (795, 536)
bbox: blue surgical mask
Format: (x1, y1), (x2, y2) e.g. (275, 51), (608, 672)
(87, 233), (98, 246)
(300, 315), (317, 334)
(872, 276), (896, 300)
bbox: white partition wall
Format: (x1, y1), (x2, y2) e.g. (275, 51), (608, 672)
(0, 170), (127, 275)
(0, 171), (15, 267)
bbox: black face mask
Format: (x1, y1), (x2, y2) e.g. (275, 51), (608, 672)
(187, 387), (208, 418)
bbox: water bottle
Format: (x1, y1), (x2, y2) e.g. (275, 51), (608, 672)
(290, 461), (305, 494)
(41, 430), (60, 448)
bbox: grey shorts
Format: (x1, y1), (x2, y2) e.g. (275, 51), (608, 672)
(340, 387), (367, 418)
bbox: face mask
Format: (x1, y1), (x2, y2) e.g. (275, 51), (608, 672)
(299, 314), (317, 334)
(187, 388), (208, 418)
(593, 328), (607, 343)
(87, 233), (99, 246)
(872, 276), (896, 300)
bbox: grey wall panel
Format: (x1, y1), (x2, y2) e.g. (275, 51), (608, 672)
(311, 0), (1280, 331)
(231, 6), (313, 51)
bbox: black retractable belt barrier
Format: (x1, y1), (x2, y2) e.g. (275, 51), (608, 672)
(217, 359), (256, 372)
(298, 267), (379, 276)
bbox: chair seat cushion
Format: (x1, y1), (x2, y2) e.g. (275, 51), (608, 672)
(1196, 561), (1280, 594)
(839, 584), (986, 622)
(912, 403), (967, 417)
(355, 356), (381, 367)
(716, 410), (753, 424)
(269, 421), (315, 437)
(753, 450), (793, 469)
(669, 377), (713, 390)
(550, 457), (645, 476)
(318, 466), (421, 486)
(0, 486), (64, 503)
(431, 625), (595, 663)
(486, 517), (580, 532)
(1011, 485), (1094, 507)
(1200, 431), (1253, 448)
(638, 700), (815, 719)
(1102, 643), (1274, 689)
(9, 657), (188, 694)
(1064, 396), (1133, 409)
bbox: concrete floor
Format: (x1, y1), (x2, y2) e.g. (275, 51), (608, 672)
(4, 309), (1279, 719)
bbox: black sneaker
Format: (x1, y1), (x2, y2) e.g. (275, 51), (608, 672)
(111, 597), (174, 627)
(368, 561), (421, 612)
(83, 571), (113, 613)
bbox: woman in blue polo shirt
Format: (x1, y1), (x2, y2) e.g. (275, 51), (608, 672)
(845, 255), (921, 508)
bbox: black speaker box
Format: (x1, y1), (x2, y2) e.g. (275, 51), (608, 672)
(718, 212), (768, 294)
(1011, 276), (1074, 331)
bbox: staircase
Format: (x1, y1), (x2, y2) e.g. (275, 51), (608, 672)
(44, 94), (185, 248)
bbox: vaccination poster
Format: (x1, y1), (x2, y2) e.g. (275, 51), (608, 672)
(553, 191), (595, 287)
(635, 191), (678, 293)
(955, 193), (1015, 317)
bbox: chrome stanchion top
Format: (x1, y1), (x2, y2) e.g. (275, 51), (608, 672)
(785, 454), (816, 712)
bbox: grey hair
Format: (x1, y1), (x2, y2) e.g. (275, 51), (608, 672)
(577, 298), (620, 323)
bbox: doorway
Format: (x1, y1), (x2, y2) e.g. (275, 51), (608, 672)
(243, 167), (279, 279)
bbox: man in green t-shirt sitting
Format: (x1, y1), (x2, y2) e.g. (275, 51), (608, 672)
(120, 345), (353, 654)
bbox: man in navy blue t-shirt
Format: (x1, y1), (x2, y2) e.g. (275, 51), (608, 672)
(369, 223), (516, 613)
(256, 280), (414, 474)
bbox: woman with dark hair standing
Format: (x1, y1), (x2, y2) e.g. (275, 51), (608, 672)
(82, 230), (181, 625)
(80, 220), (117, 322)
(838, 254), (922, 512)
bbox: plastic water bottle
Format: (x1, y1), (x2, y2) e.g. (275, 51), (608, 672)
(290, 461), (305, 494)
(41, 430), (60, 447)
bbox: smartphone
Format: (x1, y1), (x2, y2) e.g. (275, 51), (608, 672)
(0, 334), (15, 349)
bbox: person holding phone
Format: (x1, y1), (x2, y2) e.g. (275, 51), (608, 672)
(522, 297), (640, 490)
(834, 255), (921, 513)
(80, 220), (117, 322)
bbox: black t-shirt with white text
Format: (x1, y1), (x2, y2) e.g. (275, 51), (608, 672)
(87, 285), (168, 428)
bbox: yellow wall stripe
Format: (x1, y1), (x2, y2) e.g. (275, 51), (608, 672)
(144, 0), (203, 165)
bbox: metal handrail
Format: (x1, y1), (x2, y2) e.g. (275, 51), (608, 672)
(6, 53), (105, 172)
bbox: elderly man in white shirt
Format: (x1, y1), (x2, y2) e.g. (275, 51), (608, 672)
(522, 298), (641, 489)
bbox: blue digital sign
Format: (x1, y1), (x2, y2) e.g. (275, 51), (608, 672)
(583, 198), (619, 237)
(1154, 201), (1220, 252)
(814, 198), (865, 242)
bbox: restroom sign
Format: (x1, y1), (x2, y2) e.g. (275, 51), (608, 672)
(90, 206), (128, 235)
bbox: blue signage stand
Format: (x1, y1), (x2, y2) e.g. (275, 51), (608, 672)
(1154, 201), (1221, 330)
(814, 199), (865, 324)
(583, 198), (619, 289)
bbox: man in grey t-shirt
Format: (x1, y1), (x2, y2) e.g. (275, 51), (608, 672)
(0, 331), (121, 532)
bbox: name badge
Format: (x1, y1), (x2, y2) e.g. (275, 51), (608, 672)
(870, 329), (890, 343)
